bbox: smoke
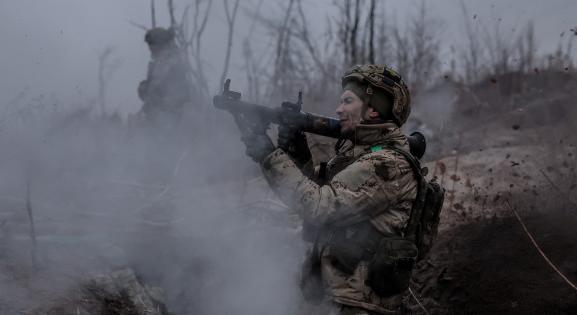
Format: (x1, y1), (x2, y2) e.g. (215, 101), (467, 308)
(2, 1), (576, 314)
(0, 95), (305, 314)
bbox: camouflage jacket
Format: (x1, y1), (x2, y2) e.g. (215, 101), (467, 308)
(261, 123), (418, 314)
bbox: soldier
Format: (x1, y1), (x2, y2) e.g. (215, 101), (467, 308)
(138, 27), (192, 127)
(241, 64), (419, 314)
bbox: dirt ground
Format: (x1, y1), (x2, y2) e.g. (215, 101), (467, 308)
(413, 209), (577, 314)
(407, 72), (577, 314)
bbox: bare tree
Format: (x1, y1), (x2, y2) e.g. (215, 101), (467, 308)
(350, 0), (361, 64)
(391, 20), (411, 85)
(410, 1), (441, 91)
(367, 0), (376, 64)
(266, 0), (297, 100)
(150, 0), (157, 28)
(482, 20), (513, 77)
(168, 0), (176, 28)
(168, 0), (213, 102)
(544, 35), (575, 71)
(294, 0), (334, 80)
(517, 21), (536, 73)
(219, 0), (241, 88)
(245, 0), (442, 114)
(241, 0), (265, 102)
(391, 1), (441, 93)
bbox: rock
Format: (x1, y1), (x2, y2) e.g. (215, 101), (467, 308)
(41, 268), (168, 315)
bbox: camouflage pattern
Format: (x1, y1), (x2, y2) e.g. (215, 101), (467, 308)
(342, 65), (411, 126)
(261, 123), (418, 314)
(331, 304), (384, 315)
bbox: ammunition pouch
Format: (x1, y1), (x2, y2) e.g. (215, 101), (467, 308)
(303, 222), (418, 299)
(365, 238), (418, 297)
(327, 221), (381, 274)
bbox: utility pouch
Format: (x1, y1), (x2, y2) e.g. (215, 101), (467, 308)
(327, 222), (381, 274)
(366, 238), (418, 297)
(329, 241), (371, 275)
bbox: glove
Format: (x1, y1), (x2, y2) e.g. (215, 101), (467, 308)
(278, 123), (312, 167)
(241, 131), (275, 163)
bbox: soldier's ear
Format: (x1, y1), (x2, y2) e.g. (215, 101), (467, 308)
(366, 107), (380, 119)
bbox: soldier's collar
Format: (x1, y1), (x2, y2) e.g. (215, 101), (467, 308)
(351, 122), (400, 145)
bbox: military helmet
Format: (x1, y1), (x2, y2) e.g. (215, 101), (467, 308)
(144, 27), (175, 46)
(342, 64), (411, 126)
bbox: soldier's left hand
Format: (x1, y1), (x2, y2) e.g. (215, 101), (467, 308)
(241, 131), (275, 163)
(278, 123), (312, 167)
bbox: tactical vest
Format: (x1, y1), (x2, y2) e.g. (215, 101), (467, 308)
(305, 144), (445, 297)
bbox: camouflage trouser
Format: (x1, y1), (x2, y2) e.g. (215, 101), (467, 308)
(328, 304), (383, 315)
(327, 302), (412, 315)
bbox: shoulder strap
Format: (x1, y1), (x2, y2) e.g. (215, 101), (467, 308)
(379, 145), (427, 242)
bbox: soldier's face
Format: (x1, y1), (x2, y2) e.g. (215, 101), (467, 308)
(336, 90), (364, 134)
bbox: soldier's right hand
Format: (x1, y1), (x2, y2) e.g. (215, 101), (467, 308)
(241, 131), (275, 164)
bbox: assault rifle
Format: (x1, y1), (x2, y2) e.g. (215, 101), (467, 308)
(213, 79), (426, 159)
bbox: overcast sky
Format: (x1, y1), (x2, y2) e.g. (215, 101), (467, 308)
(0, 0), (575, 116)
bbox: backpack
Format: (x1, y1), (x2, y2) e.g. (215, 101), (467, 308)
(386, 146), (445, 261)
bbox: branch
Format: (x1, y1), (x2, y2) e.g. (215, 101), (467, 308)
(295, 0), (333, 80)
(368, 0), (376, 63)
(349, 0), (361, 64)
(219, 0), (241, 88)
(129, 20), (148, 31)
(150, 0), (157, 28)
(168, 0), (176, 28)
(194, 0), (212, 98)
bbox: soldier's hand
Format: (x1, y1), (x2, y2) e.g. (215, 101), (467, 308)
(278, 123), (312, 167)
(241, 131), (275, 163)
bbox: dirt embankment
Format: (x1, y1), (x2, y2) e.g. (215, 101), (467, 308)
(410, 71), (577, 314)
